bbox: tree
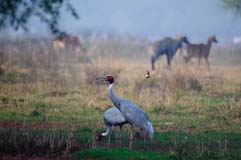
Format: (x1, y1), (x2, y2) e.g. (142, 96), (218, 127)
(221, 0), (241, 16)
(0, 0), (79, 34)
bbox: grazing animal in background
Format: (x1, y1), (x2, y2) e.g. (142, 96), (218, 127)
(97, 75), (154, 150)
(52, 33), (86, 54)
(95, 106), (129, 147)
(181, 35), (218, 71)
(149, 36), (190, 70)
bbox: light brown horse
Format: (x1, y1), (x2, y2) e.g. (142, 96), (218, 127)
(52, 33), (86, 54)
(181, 35), (218, 71)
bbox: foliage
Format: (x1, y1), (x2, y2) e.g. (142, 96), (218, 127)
(0, 0), (79, 33)
(221, 0), (241, 16)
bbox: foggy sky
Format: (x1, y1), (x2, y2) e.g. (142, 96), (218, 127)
(21, 0), (241, 42)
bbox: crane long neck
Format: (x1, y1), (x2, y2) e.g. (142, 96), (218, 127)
(108, 83), (120, 109)
(101, 126), (112, 136)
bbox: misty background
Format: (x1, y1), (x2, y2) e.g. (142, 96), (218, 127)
(4, 0), (241, 43)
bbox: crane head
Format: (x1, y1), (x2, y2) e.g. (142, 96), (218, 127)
(106, 75), (114, 84)
(96, 75), (114, 84)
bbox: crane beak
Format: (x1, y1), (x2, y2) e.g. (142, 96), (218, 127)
(96, 76), (107, 82)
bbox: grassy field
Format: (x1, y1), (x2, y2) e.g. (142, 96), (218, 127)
(0, 35), (241, 159)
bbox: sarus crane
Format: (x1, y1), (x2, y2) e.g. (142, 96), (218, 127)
(97, 75), (154, 150)
(95, 106), (129, 147)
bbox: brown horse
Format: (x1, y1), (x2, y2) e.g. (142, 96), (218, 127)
(181, 35), (218, 71)
(52, 33), (86, 54)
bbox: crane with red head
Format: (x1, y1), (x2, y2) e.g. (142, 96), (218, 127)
(97, 75), (154, 149)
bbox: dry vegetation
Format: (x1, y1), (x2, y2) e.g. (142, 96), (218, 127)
(0, 34), (241, 159)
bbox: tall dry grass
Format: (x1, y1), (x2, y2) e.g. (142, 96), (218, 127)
(0, 34), (240, 130)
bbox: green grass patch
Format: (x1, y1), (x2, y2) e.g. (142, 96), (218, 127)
(72, 148), (172, 160)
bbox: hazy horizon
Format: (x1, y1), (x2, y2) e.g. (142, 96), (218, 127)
(2, 0), (241, 43)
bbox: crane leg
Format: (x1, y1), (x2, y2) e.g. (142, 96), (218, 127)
(115, 128), (120, 147)
(129, 125), (134, 150)
(107, 130), (112, 148)
(142, 130), (147, 150)
(119, 126), (122, 147)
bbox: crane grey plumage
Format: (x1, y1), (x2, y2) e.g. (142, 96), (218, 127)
(96, 106), (128, 147)
(104, 107), (126, 125)
(97, 75), (154, 149)
(150, 36), (190, 70)
(102, 106), (127, 136)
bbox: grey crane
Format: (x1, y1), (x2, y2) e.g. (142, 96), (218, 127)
(95, 106), (129, 147)
(149, 36), (190, 70)
(97, 75), (154, 150)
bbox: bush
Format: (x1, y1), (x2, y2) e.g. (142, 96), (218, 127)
(165, 70), (202, 91)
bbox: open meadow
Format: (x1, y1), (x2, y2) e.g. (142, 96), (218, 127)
(0, 35), (241, 159)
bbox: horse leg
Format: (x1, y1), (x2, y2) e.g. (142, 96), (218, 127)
(184, 58), (189, 69)
(151, 55), (155, 71)
(166, 53), (172, 70)
(205, 58), (210, 71)
(197, 57), (201, 69)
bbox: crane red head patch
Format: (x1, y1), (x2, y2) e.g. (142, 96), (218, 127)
(106, 75), (114, 84)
